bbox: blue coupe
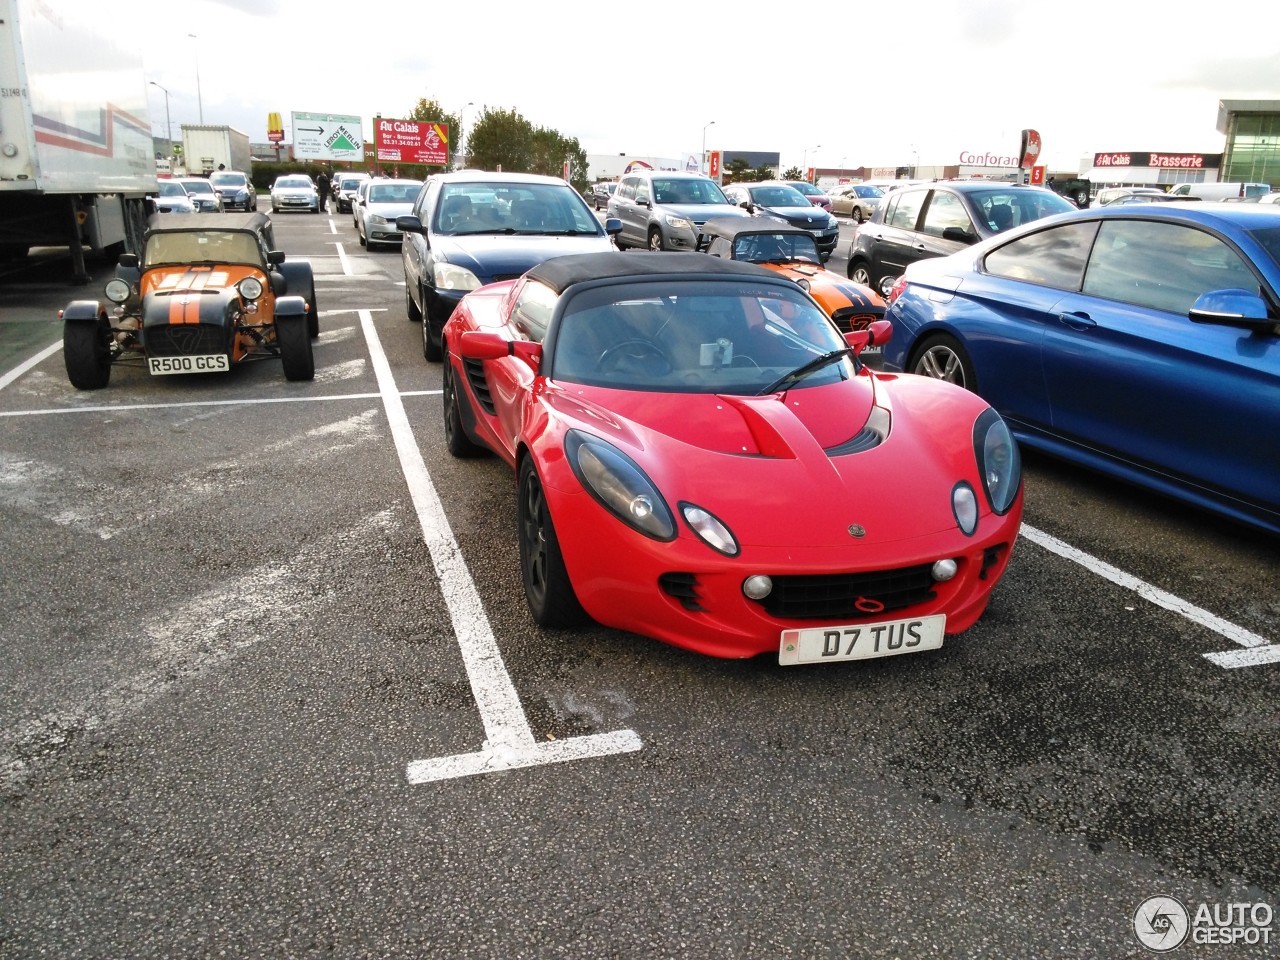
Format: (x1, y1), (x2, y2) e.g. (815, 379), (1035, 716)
(881, 203), (1280, 535)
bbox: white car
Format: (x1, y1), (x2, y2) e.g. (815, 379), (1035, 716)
(154, 180), (196, 214)
(174, 177), (224, 213)
(354, 179), (423, 248)
(271, 175), (319, 214)
(334, 172), (371, 213)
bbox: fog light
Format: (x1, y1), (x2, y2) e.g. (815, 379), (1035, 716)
(952, 482), (978, 536)
(932, 558), (958, 582)
(742, 575), (773, 600)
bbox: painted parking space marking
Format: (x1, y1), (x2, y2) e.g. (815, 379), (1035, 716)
(1020, 524), (1275, 669)
(354, 309), (643, 783)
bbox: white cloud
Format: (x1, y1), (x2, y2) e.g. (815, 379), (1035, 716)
(118, 0), (1280, 174)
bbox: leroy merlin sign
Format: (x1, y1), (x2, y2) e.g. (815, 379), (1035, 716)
(291, 112), (364, 161)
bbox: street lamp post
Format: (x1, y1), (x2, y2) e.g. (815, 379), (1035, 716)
(460, 101), (476, 168)
(802, 144), (821, 181)
(149, 81), (172, 146)
(187, 34), (203, 123)
(702, 120), (716, 175)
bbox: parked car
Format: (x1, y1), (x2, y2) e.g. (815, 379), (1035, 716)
(720, 181), (841, 261)
(696, 217), (885, 341)
(829, 183), (884, 223)
(270, 174), (319, 214)
(441, 251), (1023, 659)
(1095, 186), (1167, 206)
(1168, 182), (1271, 202)
(334, 172), (371, 213)
(354, 178), (423, 248)
(846, 181), (1076, 297)
(607, 170), (747, 251)
(154, 180), (196, 214)
(174, 177), (224, 213)
(59, 212), (318, 390)
(207, 170), (257, 211)
(591, 181), (617, 211)
(785, 180), (833, 212)
(397, 170), (622, 361)
(882, 203), (1280, 535)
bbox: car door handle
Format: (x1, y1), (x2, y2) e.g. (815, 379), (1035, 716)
(1057, 310), (1097, 331)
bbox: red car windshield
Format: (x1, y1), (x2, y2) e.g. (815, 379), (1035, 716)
(550, 280), (851, 394)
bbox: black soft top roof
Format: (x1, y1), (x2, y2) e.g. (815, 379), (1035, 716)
(526, 251), (783, 295)
(698, 216), (813, 242)
(145, 212), (273, 234)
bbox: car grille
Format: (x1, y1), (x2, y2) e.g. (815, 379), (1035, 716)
(753, 563), (938, 620)
(462, 358), (494, 414)
(145, 323), (228, 357)
(824, 426), (883, 456)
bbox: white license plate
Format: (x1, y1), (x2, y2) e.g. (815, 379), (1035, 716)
(778, 614), (945, 666)
(147, 354), (229, 376)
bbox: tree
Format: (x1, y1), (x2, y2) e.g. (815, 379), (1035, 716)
(467, 107), (534, 175)
(725, 158), (753, 183)
(782, 166), (805, 181)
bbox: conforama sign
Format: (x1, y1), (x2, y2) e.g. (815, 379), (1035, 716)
(375, 119), (449, 166)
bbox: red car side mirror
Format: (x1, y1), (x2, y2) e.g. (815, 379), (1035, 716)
(457, 331), (542, 370)
(845, 319), (893, 353)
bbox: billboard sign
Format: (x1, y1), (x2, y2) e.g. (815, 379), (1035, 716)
(375, 119), (449, 166)
(291, 112), (363, 161)
(1019, 129), (1042, 168)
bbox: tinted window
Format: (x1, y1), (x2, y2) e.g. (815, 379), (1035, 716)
(886, 189), (925, 229)
(616, 177), (637, 201)
(984, 221), (1099, 289)
(920, 191), (974, 239)
(651, 178), (727, 204)
(1083, 220), (1260, 313)
(510, 279), (558, 343)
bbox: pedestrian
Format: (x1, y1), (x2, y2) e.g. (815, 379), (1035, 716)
(317, 170), (331, 213)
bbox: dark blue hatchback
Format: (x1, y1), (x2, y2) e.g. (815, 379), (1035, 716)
(882, 203), (1280, 534)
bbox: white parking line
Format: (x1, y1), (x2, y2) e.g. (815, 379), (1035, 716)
(352, 309), (642, 783)
(0, 339), (61, 392)
(1020, 524), (1276, 669)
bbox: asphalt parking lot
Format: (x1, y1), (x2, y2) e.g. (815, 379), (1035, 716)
(1, 209), (1277, 959)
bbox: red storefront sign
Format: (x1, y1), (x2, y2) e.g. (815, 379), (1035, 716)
(375, 119), (449, 165)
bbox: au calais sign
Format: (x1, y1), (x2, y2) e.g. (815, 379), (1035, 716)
(375, 119), (449, 166)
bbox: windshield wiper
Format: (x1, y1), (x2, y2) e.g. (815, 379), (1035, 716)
(756, 348), (854, 396)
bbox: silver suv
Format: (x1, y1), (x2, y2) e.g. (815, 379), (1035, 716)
(608, 171), (747, 251)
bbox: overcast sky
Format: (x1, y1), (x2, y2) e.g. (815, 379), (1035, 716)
(126, 0), (1280, 173)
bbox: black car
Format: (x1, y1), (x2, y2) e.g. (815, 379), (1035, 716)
(397, 170), (622, 361)
(720, 181), (841, 261)
(846, 181), (1076, 296)
(591, 181), (617, 211)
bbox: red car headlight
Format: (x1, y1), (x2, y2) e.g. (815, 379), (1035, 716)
(565, 431), (675, 541)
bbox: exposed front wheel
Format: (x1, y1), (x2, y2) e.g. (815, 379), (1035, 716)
(63, 316), (112, 390)
(517, 457), (587, 629)
(277, 316), (315, 381)
(648, 227), (665, 251)
(422, 314), (442, 362)
(442, 351), (486, 458)
(911, 333), (976, 391)
(405, 284), (422, 322)
(307, 286), (319, 339)
(854, 208), (865, 224)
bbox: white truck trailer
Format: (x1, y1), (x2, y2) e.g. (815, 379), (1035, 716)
(179, 125), (252, 177)
(0, 0), (156, 281)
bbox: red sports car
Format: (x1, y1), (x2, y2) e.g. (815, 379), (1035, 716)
(443, 252), (1023, 663)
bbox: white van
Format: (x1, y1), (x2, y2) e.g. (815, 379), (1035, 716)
(1167, 182), (1271, 201)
